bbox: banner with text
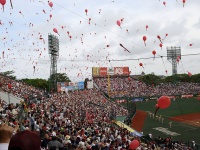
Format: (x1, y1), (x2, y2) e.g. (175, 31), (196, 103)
(92, 67), (129, 77)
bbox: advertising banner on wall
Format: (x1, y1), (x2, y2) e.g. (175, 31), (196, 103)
(100, 67), (107, 76)
(92, 67), (100, 76)
(87, 80), (93, 89)
(92, 67), (129, 77)
(78, 82), (84, 90)
(132, 97), (144, 102)
(57, 81), (84, 92)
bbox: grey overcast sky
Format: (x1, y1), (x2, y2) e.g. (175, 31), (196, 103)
(0, 0), (200, 82)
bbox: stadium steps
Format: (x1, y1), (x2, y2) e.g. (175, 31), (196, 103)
(0, 91), (24, 104)
(114, 120), (143, 137)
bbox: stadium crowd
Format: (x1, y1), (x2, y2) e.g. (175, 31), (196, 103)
(0, 74), (198, 150)
(94, 77), (200, 98)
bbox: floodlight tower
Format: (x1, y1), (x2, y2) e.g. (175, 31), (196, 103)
(48, 34), (59, 92)
(167, 46), (181, 75)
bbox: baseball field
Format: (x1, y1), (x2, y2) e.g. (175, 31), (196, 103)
(131, 98), (200, 144)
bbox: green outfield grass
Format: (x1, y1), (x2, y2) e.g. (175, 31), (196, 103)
(135, 98), (200, 144)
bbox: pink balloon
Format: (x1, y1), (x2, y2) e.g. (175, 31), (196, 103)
(53, 28), (58, 33)
(188, 71), (192, 77)
(116, 20), (121, 26)
(129, 140), (140, 149)
(158, 96), (171, 109)
(49, 1), (53, 8)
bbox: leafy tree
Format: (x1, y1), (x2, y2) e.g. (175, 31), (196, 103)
(190, 74), (200, 83)
(84, 78), (89, 89)
(21, 78), (48, 90)
(1, 70), (16, 80)
(139, 74), (162, 85)
(49, 73), (71, 82)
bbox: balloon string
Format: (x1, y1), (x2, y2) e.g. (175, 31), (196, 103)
(161, 57), (167, 74)
(180, 60), (186, 73)
(154, 107), (159, 116)
(10, 0), (13, 9)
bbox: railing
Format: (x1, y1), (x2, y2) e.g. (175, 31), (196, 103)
(187, 142), (200, 150)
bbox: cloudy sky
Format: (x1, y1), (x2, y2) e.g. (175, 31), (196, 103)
(0, 0), (200, 82)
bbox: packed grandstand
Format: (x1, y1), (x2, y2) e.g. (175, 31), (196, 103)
(0, 69), (200, 150)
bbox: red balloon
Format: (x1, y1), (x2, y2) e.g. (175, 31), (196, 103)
(49, 1), (53, 8)
(152, 50), (156, 55)
(188, 71), (192, 77)
(163, 1), (166, 6)
(85, 9), (88, 15)
(183, 0), (186, 7)
(139, 63), (143, 66)
(143, 36), (147, 41)
(157, 96), (171, 109)
(129, 140), (140, 149)
(143, 36), (147, 46)
(146, 25), (148, 31)
(0, 0), (6, 5)
(159, 43), (163, 49)
(189, 43), (193, 46)
(157, 35), (161, 39)
(116, 20), (121, 26)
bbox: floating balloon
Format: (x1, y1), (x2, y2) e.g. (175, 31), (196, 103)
(188, 71), (192, 77)
(163, 1), (166, 6)
(129, 140), (140, 150)
(49, 1), (53, 8)
(85, 9), (88, 15)
(159, 43), (163, 50)
(189, 43), (193, 46)
(53, 28), (60, 36)
(116, 20), (121, 28)
(157, 35), (162, 43)
(155, 96), (171, 116)
(152, 50), (156, 60)
(158, 96), (171, 109)
(50, 14), (52, 20)
(183, 0), (186, 7)
(139, 63), (144, 68)
(146, 25), (148, 31)
(176, 57), (180, 64)
(143, 36), (147, 46)
(0, 0), (6, 11)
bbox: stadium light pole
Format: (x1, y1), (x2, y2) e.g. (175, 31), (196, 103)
(167, 46), (181, 75)
(48, 34), (59, 93)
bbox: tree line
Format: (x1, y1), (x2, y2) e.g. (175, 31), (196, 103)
(138, 73), (200, 86)
(1, 70), (200, 91)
